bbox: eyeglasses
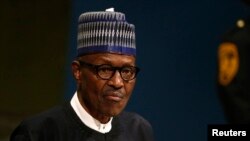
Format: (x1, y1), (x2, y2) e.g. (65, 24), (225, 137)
(78, 60), (140, 81)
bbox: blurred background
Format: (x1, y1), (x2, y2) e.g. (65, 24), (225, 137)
(1, 0), (249, 141)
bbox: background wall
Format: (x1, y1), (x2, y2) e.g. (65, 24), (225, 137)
(0, 0), (70, 140)
(1, 0), (249, 141)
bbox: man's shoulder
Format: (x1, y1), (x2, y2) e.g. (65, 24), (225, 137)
(15, 103), (72, 132)
(10, 103), (77, 141)
(25, 104), (66, 123)
(118, 111), (151, 125)
(114, 111), (155, 141)
(116, 111), (153, 131)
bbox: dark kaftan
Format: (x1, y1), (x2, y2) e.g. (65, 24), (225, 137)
(10, 103), (154, 141)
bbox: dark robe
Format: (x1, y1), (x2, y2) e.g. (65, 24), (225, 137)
(10, 103), (155, 141)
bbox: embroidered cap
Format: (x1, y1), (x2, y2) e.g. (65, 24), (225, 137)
(77, 9), (136, 57)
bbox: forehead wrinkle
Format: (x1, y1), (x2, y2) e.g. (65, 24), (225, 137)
(78, 54), (136, 65)
(78, 54), (112, 63)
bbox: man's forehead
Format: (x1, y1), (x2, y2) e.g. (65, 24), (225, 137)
(79, 53), (136, 62)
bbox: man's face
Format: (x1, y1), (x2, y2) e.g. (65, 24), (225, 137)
(73, 53), (136, 120)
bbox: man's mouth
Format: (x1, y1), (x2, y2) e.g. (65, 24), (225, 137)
(103, 92), (124, 102)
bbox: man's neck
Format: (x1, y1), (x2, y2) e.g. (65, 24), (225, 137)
(70, 92), (113, 133)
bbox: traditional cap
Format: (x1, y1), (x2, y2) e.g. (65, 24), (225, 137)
(77, 8), (136, 57)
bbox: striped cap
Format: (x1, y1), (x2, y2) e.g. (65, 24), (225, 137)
(77, 9), (136, 57)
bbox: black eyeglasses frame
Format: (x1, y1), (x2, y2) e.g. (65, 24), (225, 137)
(77, 60), (140, 81)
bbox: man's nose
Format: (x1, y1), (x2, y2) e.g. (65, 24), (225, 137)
(107, 71), (124, 88)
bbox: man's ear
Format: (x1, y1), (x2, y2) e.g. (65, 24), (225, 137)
(72, 61), (81, 80)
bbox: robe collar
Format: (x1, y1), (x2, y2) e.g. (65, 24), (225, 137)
(70, 92), (113, 133)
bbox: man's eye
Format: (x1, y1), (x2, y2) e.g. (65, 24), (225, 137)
(98, 67), (113, 73)
(121, 68), (134, 74)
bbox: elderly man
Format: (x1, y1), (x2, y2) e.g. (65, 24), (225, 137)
(10, 9), (155, 141)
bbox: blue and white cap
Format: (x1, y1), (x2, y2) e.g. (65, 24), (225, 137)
(77, 8), (136, 57)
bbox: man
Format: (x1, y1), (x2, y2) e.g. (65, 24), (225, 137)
(10, 9), (155, 141)
(217, 0), (250, 123)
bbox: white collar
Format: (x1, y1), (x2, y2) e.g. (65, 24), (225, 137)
(70, 92), (113, 133)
